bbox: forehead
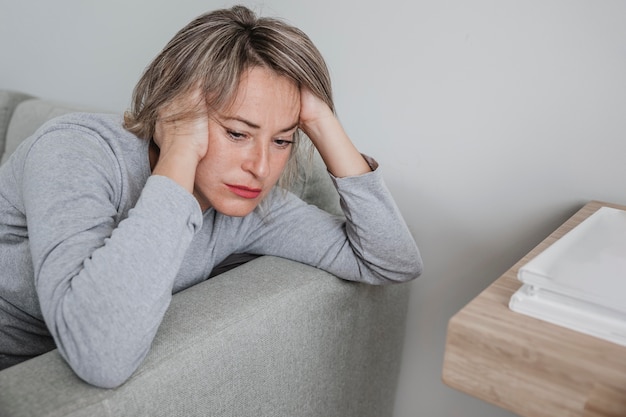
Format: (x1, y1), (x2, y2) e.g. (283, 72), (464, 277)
(221, 67), (300, 122)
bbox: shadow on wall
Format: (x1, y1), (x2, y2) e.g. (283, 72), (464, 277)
(392, 180), (583, 416)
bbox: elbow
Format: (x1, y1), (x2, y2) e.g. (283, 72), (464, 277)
(373, 250), (423, 285)
(69, 354), (142, 389)
(390, 256), (423, 284)
(375, 238), (424, 285)
(399, 245), (424, 282)
(41, 287), (164, 388)
(59, 342), (147, 389)
(410, 252), (424, 280)
(403, 257), (424, 282)
(73, 363), (134, 389)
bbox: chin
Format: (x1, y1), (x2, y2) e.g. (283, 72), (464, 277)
(212, 202), (260, 217)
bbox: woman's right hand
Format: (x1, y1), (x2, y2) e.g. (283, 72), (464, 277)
(152, 90), (209, 194)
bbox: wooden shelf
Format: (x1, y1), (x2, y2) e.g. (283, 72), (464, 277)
(442, 201), (626, 417)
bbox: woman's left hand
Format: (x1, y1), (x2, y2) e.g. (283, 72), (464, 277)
(298, 87), (371, 178)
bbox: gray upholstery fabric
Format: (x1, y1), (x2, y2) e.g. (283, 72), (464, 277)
(0, 257), (409, 417)
(0, 91), (410, 417)
(0, 90), (34, 159)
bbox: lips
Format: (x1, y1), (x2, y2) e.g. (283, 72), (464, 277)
(226, 184), (262, 199)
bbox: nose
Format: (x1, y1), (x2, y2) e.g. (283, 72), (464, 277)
(242, 141), (270, 179)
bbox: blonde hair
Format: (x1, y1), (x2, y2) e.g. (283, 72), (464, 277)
(124, 5), (333, 188)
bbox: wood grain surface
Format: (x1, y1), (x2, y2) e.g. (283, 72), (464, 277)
(442, 201), (626, 417)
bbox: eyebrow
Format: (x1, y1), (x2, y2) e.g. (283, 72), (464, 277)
(221, 116), (299, 134)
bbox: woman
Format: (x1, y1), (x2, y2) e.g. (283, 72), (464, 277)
(0, 5), (422, 387)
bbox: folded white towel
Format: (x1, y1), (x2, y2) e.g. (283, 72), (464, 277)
(517, 206), (626, 313)
(510, 206), (626, 346)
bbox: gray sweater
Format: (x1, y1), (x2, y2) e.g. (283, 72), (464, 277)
(0, 113), (422, 388)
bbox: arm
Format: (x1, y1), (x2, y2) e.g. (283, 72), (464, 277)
(252, 89), (420, 283)
(298, 88), (371, 178)
(244, 168), (422, 284)
(23, 126), (202, 388)
(241, 88), (421, 283)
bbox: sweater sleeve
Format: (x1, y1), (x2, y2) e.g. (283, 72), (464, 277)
(242, 165), (423, 285)
(21, 128), (202, 388)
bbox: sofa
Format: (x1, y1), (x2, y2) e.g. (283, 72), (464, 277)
(0, 90), (411, 417)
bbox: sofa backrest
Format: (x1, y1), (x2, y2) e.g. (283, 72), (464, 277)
(0, 90), (34, 162)
(0, 90), (341, 215)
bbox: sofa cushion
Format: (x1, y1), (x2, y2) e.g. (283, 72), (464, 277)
(0, 91), (34, 158)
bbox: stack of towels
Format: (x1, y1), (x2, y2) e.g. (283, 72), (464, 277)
(509, 206), (626, 347)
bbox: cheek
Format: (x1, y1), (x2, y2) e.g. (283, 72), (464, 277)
(271, 152), (292, 179)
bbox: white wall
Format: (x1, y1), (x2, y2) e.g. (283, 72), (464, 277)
(2, 1), (625, 416)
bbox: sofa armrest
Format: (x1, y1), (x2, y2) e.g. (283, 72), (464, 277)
(0, 256), (410, 417)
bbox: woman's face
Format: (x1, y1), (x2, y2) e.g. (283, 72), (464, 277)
(194, 67), (300, 216)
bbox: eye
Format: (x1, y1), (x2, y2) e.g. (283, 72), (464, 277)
(227, 130), (247, 141)
(273, 138), (294, 149)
